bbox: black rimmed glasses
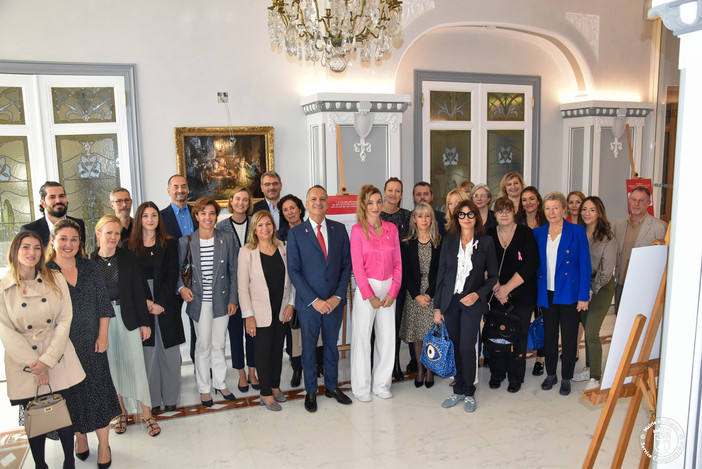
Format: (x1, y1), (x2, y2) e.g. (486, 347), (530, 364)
(456, 211), (476, 220)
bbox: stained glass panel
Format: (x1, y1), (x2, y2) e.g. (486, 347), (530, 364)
(52, 87), (116, 124)
(0, 136), (34, 265)
(430, 130), (470, 212)
(487, 93), (525, 121)
(0, 87), (26, 125)
(487, 130), (523, 197)
(56, 134), (120, 254)
(429, 91), (470, 121)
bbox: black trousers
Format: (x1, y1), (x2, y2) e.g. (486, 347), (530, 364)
(488, 303), (534, 384)
(444, 294), (483, 397)
(543, 290), (579, 380)
(255, 314), (286, 396)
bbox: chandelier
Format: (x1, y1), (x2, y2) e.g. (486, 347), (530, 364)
(267, 0), (403, 73)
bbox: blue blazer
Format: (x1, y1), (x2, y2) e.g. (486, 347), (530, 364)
(287, 218), (352, 313)
(161, 204), (191, 239)
(434, 233), (498, 313)
(533, 221), (591, 307)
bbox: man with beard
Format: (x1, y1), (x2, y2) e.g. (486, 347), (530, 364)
(109, 187), (134, 242)
(21, 181), (87, 246)
(252, 171), (288, 232)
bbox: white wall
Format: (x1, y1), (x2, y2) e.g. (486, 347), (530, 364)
(0, 0), (659, 206)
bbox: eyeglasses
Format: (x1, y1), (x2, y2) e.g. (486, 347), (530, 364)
(496, 209), (513, 215)
(262, 182), (280, 188)
(472, 194), (489, 199)
(456, 211), (476, 220)
(112, 198), (131, 205)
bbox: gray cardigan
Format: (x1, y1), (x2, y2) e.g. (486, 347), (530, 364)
(588, 234), (618, 295)
(215, 215), (250, 251)
(177, 228), (238, 322)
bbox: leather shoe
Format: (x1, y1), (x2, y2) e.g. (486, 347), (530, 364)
(488, 378), (501, 389)
(164, 405), (177, 412)
(559, 379), (571, 396)
(393, 362), (404, 382)
(532, 361), (544, 376)
(150, 406), (161, 415)
(325, 388), (352, 405)
(507, 382), (521, 393)
(291, 369), (302, 388)
(541, 375), (558, 390)
(304, 393), (317, 413)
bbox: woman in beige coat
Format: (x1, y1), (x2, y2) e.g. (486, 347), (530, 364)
(0, 231), (85, 469)
(238, 211), (295, 411)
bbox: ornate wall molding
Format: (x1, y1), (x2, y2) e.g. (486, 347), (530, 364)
(565, 12), (600, 60)
(303, 98), (409, 115)
(401, 0), (435, 28)
(560, 103), (653, 119)
(649, 0), (702, 35)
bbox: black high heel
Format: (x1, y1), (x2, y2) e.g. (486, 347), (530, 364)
(200, 393), (213, 407)
(215, 389), (236, 401)
(75, 448), (89, 461)
(97, 445), (111, 469)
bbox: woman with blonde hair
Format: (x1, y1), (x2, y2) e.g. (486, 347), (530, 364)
(498, 172), (526, 209)
(1, 231), (85, 469)
(216, 186), (257, 392)
(400, 203), (442, 388)
(444, 189), (469, 230)
(238, 211), (295, 410)
(350, 184), (402, 401)
(93, 215), (161, 436)
(47, 219), (119, 467)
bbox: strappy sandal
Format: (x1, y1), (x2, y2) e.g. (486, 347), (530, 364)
(114, 414), (127, 434)
(143, 416), (161, 437)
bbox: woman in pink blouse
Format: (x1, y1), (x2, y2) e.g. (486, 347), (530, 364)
(350, 184), (402, 402)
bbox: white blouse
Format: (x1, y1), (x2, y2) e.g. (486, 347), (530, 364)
(453, 237), (474, 294)
(546, 233), (561, 291)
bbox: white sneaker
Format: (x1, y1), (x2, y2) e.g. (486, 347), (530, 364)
(584, 378), (600, 391)
(572, 367), (590, 382)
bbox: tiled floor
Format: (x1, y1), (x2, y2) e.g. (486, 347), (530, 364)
(0, 312), (651, 468)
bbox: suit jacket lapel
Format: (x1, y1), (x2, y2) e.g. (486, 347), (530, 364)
(190, 231), (201, 277)
(212, 231), (223, 278)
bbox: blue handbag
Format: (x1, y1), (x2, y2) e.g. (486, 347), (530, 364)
(420, 320), (456, 378)
(527, 314), (544, 351)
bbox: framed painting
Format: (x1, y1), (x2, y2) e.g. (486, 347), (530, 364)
(175, 126), (274, 206)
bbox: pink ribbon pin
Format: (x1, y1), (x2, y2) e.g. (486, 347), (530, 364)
(518, 251), (522, 261)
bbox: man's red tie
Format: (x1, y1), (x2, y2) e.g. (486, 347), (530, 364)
(317, 225), (327, 260)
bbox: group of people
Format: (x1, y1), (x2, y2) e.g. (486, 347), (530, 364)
(0, 170), (667, 468)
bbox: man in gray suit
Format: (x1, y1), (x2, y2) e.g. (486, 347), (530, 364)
(612, 186), (667, 312)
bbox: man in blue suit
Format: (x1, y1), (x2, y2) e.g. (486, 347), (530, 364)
(287, 185), (353, 412)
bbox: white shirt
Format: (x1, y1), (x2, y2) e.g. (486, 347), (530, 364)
(546, 233), (561, 291)
(453, 238), (474, 294)
(267, 200), (281, 229)
(308, 218), (328, 254)
(44, 214), (67, 234)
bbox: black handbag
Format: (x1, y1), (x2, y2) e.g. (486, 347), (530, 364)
(181, 235), (193, 288)
(481, 242), (521, 353)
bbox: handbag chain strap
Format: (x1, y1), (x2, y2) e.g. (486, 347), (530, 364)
(487, 245), (508, 308)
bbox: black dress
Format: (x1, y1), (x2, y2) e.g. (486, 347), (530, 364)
(50, 258), (121, 433)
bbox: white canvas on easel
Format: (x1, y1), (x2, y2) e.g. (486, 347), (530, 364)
(600, 245), (667, 390)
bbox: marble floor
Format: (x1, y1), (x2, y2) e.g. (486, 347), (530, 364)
(0, 312), (652, 469)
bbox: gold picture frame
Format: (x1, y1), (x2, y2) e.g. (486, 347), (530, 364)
(175, 126), (274, 207)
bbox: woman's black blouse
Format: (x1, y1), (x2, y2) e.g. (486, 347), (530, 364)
(487, 224), (540, 306)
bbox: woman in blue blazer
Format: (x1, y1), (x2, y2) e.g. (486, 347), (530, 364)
(533, 192), (591, 396)
(434, 199), (498, 413)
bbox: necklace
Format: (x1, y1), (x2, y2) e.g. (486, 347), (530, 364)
(99, 253), (117, 267)
(370, 221), (382, 230)
(497, 224), (516, 248)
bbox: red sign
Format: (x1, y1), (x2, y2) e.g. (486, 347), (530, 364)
(625, 179), (654, 216)
(327, 195), (357, 215)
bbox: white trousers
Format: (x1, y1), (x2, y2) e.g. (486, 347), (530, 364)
(351, 278), (396, 399)
(193, 302), (229, 393)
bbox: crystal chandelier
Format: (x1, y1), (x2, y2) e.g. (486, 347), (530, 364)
(268, 0), (403, 73)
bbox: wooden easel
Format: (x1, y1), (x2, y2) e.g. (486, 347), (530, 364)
(582, 226), (670, 468)
(336, 124), (350, 196)
(335, 124), (352, 357)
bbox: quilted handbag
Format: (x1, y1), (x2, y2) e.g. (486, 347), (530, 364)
(420, 320), (456, 378)
(527, 313), (545, 351)
(24, 385), (72, 438)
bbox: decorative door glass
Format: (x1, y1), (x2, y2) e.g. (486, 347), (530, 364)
(430, 130), (470, 212)
(0, 136), (34, 261)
